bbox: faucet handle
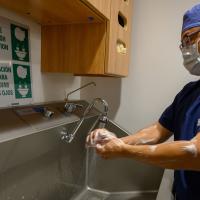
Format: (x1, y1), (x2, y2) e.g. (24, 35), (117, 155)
(60, 127), (73, 143)
(43, 108), (54, 118)
(64, 102), (83, 113)
(34, 106), (54, 118)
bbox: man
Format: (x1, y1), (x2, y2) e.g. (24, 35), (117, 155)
(86, 3), (200, 200)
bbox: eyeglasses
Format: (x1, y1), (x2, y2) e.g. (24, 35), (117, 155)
(180, 29), (200, 49)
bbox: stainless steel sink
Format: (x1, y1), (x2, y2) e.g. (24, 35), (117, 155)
(0, 101), (163, 200)
(70, 119), (163, 200)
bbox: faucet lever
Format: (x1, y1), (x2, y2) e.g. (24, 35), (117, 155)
(64, 103), (83, 113)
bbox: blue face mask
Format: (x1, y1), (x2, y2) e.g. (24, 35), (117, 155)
(181, 39), (200, 75)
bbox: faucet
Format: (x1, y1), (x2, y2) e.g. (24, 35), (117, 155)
(64, 82), (96, 113)
(61, 98), (109, 143)
(34, 106), (54, 118)
(83, 98), (109, 126)
(65, 82), (96, 102)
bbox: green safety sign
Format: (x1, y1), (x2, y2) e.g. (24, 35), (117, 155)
(11, 24), (30, 62)
(0, 16), (32, 107)
(13, 64), (32, 99)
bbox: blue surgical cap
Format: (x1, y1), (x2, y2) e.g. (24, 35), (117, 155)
(182, 4), (200, 33)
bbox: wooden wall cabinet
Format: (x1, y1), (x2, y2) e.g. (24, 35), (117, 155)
(106, 0), (133, 76)
(0, 0), (133, 77)
(82, 0), (111, 20)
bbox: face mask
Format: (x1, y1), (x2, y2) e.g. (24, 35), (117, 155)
(181, 39), (200, 75)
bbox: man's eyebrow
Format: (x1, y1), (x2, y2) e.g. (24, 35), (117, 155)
(181, 29), (200, 40)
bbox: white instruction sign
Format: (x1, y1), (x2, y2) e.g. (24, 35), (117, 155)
(0, 16), (33, 107)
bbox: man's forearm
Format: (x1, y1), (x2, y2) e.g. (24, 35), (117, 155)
(121, 122), (172, 145)
(122, 140), (200, 171)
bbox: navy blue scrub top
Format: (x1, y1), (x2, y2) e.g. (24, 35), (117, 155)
(159, 80), (200, 200)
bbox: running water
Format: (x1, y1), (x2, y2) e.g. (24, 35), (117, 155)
(71, 147), (110, 200)
(72, 117), (110, 200)
(71, 121), (115, 200)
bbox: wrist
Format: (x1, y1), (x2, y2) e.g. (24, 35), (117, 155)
(121, 143), (134, 157)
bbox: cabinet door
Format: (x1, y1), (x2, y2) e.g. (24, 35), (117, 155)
(106, 0), (133, 76)
(82, 0), (111, 19)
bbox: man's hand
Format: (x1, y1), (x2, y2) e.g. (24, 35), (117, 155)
(86, 128), (117, 147)
(96, 138), (126, 159)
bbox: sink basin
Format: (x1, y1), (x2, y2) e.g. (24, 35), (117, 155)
(70, 119), (163, 200)
(0, 116), (163, 200)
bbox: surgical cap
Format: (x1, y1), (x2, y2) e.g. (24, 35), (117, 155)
(182, 4), (200, 33)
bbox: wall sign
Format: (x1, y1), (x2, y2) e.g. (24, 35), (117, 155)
(0, 16), (32, 107)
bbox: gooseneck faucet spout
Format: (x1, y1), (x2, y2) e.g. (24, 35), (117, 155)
(65, 82), (96, 102)
(83, 98), (108, 118)
(62, 98), (109, 143)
